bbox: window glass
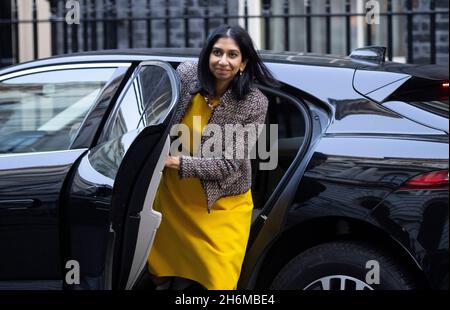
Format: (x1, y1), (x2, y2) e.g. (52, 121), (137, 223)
(408, 100), (448, 119)
(387, 78), (449, 118)
(0, 68), (115, 154)
(385, 79), (449, 132)
(138, 66), (172, 127)
(109, 80), (141, 140)
(108, 65), (173, 140)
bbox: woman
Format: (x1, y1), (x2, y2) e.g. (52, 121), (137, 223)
(147, 24), (278, 290)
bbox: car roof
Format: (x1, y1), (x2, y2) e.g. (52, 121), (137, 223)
(0, 48), (360, 73)
(0, 48), (447, 81)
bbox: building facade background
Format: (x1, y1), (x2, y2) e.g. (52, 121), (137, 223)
(0, 0), (448, 67)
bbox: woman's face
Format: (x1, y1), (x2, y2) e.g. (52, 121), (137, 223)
(209, 37), (247, 84)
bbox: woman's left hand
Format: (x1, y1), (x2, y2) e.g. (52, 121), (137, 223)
(165, 155), (180, 170)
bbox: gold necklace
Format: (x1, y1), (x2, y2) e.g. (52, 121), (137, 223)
(204, 95), (218, 109)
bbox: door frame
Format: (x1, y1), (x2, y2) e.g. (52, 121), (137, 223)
(103, 61), (180, 290)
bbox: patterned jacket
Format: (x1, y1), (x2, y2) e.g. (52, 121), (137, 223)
(170, 61), (269, 212)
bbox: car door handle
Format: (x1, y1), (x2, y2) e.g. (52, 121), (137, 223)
(0, 199), (39, 210)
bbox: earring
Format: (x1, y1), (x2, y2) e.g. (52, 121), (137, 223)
(240, 70), (243, 76)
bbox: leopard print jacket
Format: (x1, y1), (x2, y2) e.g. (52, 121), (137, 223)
(170, 61), (269, 212)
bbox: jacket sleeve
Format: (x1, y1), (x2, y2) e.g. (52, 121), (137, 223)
(178, 91), (269, 181)
(176, 61), (196, 92)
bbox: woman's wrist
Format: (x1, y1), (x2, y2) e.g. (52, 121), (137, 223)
(165, 155), (180, 170)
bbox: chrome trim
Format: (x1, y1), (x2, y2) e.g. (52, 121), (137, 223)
(0, 63), (131, 82)
(125, 135), (169, 290)
(0, 148), (88, 158)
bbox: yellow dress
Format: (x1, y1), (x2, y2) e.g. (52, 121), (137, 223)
(147, 93), (254, 290)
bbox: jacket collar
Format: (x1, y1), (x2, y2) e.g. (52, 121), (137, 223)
(191, 80), (236, 110)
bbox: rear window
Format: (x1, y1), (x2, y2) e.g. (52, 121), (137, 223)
(386, 77), (449, 119)
(408, 100), (448, 118)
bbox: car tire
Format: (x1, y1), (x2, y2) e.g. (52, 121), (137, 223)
(269, 241), (418, 290)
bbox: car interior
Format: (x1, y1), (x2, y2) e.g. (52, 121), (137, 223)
(250, 89), (307, 221)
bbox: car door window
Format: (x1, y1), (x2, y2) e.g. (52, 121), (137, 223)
(138, 66), (173, 127)
(0, 67), (115, 154)
(90, 62), (177, 181)
(107, 65), (173, 141)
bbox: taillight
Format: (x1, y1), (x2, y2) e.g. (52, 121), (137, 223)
(400, 170), (449, 190)
(442, 82), (449, 88)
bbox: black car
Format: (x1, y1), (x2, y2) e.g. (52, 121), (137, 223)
(0, 47), (448, 290)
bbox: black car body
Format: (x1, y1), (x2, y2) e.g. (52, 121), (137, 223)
(0, 48), (448, 290)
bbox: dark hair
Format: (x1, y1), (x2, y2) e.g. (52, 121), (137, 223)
(196, 25), (279, 101)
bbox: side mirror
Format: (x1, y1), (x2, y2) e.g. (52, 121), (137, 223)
(349, 46), (386, 65)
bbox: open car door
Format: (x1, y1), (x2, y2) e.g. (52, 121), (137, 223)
(0, 63), (124, 289)
(64, 61), (180, 290)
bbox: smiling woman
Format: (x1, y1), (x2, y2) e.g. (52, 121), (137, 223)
(209, 37), (247, 92)
(146, 25), (279, 290)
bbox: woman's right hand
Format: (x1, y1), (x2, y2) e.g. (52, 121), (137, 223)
(164, 155), (180, 170)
